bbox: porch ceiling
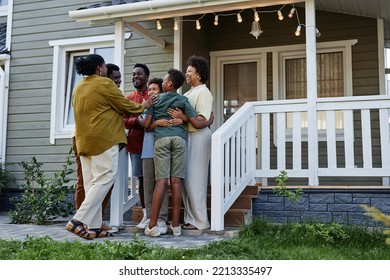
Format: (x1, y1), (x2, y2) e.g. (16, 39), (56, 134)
(69, 0), (390, 43)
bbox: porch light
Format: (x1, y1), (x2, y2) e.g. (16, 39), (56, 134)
(237, 13), (242, 23)
(250, 20), (263, 39)
(277, 10), (284, 20)
(196, 19), (201, 30)
(156, 20), (162, 30)
(214, 15), (219, 26)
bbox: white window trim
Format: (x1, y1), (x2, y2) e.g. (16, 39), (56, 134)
(272, 39), (358, 142)
(48, 33), (131, 144)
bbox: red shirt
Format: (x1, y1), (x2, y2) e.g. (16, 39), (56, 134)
(123, 89), (148, 153)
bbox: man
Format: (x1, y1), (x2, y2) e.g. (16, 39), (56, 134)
(123, 63), (150, 229)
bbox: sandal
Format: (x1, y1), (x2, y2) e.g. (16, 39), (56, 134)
(88, 228), (113, 238)
(181, 223), (198, 230)
(66, 219), (94, 240)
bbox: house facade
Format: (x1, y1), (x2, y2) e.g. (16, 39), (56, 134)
(1, 0), (390, 229)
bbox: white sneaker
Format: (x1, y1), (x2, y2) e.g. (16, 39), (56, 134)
(170, 224), (181, 236)
(158, 219), (168, 235)
(144, 225), (160, 237)
(136, 217), (149, 229)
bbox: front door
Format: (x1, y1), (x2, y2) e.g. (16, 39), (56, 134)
(210, 50), (267, 131)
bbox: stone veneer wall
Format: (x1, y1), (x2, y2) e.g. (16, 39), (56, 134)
(253, 189), (390, 227)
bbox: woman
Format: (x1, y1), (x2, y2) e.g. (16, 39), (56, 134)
(168, 55), (214, 230)
(66, 54), (153, 239)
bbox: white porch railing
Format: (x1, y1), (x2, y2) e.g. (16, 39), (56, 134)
(109, 95), (390, 230)
(210, 95), (390, 231)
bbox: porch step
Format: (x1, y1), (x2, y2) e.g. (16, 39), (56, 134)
(131, 185), (259, 228)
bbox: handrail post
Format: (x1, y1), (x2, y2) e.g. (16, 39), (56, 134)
(210, 133), (224, 231)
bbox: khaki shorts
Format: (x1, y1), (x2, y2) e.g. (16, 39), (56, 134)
(154, 136), (186, 180)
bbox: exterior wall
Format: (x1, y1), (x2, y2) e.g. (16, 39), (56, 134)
(5, 1), (175, 187)
(254, 189), (390, 226)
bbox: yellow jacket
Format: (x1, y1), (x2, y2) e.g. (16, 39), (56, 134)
(72, 75), (144, 156)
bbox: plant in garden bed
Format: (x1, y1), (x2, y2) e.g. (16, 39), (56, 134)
(0, 160), (15, 194)
(9, 147), (75, 224)
(273, 170), (303, 205)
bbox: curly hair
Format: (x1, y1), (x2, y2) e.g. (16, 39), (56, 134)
(187, 55), (209, 83)
(148, 77), (163, 92)
(167, 68), (185, 90)
(75, 54), (105, 76)
(106, 63), (120, 77)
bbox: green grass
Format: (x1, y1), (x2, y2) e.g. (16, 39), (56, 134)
(1, 218), (389, 260)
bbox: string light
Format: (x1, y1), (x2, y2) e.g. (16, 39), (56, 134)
(295, 25), (301, 36)
(156, 20), (162, 30)
(288, 7), (296, 18)
(277, 10), (284, 20)
(237, 12), (242, 23)
(253, 10), (259, 22)
(196, 19), (201, 30)
(214, 14), (219, 26)
(157, 5), (320, 38)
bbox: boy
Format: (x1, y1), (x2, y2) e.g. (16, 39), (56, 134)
(141, 68), (213, 237)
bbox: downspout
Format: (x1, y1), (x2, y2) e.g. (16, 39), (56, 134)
(305, 0), (318, 186)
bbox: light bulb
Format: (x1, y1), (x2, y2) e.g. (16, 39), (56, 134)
(295, 25), (301, 36)
(254, 11), (259, 22)
(214, 15), (219, 26)
(288, 8), (296, 18)
(278, 10), (284, 20)
(196, 20), (201, 30)
(156, 20), (162, 30)
(237, 13), (242, 23)
(316, 28), (321, 37)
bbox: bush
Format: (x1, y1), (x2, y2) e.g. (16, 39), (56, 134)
(0, 161), (15, 194)
(9, 147), (75, 224)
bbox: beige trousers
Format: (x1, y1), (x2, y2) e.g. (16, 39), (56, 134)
(182, 128), (211, 230)
(73, 145), (119, 229)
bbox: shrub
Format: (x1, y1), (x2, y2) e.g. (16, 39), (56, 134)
(0, 161), (15, 194)
(273, 170), (303, 204)
(9, 147), (75, 224)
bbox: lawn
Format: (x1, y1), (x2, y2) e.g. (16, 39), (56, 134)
(0, 218), (389, 260)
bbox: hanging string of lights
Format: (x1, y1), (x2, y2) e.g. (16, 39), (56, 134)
(155, 4), (321, 39)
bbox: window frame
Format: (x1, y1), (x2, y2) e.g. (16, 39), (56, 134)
(48, 34), (130, 144)
(273, 39), (357, 142)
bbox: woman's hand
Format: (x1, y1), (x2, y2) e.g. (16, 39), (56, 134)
(167, 108), (186, 121)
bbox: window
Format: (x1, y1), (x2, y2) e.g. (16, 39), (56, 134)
(275, 40), (357, 140)
(49, 34), (130, 144)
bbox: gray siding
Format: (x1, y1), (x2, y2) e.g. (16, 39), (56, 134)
(6, 1), (175, 185)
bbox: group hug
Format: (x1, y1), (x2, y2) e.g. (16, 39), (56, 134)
(66, 53), (213, 239)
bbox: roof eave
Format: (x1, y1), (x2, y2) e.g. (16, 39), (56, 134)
(69, 0), (300, 23)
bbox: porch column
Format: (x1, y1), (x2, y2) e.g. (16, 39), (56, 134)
(110, 20), (127, 227)
(305, 0), (319, 186)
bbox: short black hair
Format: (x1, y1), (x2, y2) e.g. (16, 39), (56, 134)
(106, 63), (120, 77)
(167, 68), (185, 90)
(187, 55), (209, 83)
(133, 63), (150, 77)
(75, 54), (105, 76)
(148, 77), (163, 92)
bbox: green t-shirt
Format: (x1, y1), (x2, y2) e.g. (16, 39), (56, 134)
(145, 91), (197, 140)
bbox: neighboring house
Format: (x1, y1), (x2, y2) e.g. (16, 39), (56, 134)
(2, 0), (390, 230)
